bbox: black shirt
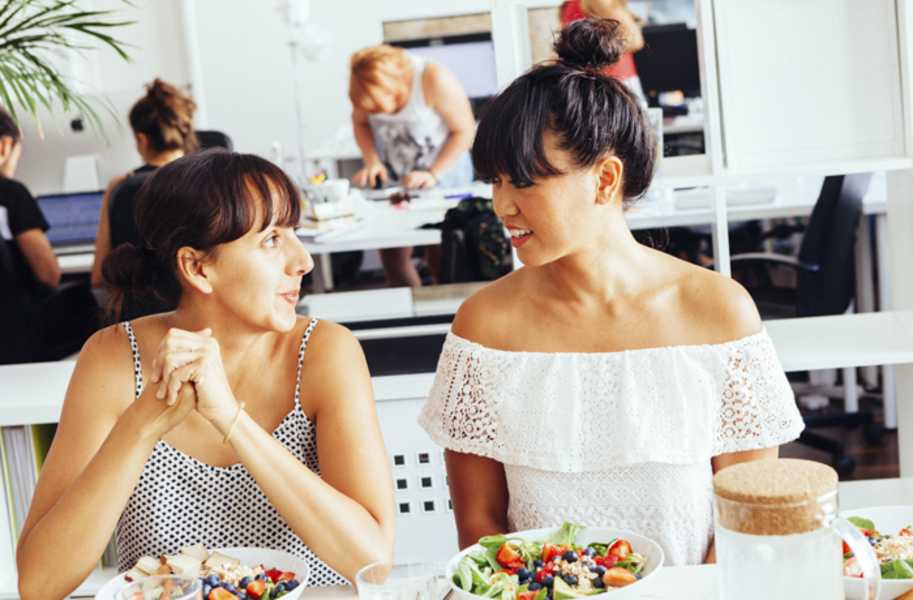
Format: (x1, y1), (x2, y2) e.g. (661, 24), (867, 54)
(0, 176), (49, 297)
(109, 164), (157, 249)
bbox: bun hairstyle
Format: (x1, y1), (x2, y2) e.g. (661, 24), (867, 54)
(102, 149), (301, 318)
(0, 106), (20, 142)
(129, 78), (199, 155)
(472, 18), (655, 200)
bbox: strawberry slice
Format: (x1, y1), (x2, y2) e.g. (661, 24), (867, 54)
(266, 568), (284, 583)
(246, 580), (267, 599)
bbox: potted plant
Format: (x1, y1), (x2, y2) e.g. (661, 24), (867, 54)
(0, 0), (133, 132)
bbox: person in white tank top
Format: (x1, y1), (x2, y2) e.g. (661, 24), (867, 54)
(349, 44), (476, 287)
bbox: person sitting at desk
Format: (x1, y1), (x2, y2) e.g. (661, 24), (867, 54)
(0, 106), (66, 364)
(91, 79), (197, 318)
(16, 150), (395, 599)
(348, 44), (475, 287)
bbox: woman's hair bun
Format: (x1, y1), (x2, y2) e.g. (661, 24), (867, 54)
(554, 18), (626, 71)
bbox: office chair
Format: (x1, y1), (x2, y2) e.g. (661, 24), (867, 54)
(196, 130), (234, 151)
(728, 173), (882, 477)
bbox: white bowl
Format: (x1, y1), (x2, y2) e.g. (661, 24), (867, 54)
(95, 547), (310, 600)
(843, 506), (913, 600)
(446, 526), (665, 600)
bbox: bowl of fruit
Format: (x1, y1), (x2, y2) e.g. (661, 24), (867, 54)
(96, 544), (308, 600)
(446, 522), (664, 600)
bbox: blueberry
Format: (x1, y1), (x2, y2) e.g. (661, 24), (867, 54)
(517, 567), (531, 582)
(205, 575), (220, 588)
(562, 574), (578, 586)
(562, 550), (577, 563)
(275, 582), (287, 594)
(533, 559), (544, 569)
(595, 565), (607, 576)
(542, 575), (554, 587)
(202, 584), (212, 598)
(240, 576), (252, 588)
(285, 580), (300, 590)
(592, 576), (605, 588)
(529, 581), (542, 591)
(583, 547), (596, 557)
(256, 573), (268, 581)
(223, 584), (238, 595)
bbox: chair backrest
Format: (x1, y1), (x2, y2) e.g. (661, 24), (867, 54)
(796, 173), (871, 317)
(195, 130), (233, 151)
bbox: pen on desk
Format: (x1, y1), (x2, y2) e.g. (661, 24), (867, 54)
(444, 192), (473, 201)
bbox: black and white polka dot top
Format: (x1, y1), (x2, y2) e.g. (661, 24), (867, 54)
(114, 319), (348, 586)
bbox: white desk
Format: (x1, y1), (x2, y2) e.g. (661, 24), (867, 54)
(56, 182), (888, 276)
(282, 477), (913, 600)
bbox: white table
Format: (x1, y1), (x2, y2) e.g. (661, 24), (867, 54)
(74, 478), (913, 598)
(56, 180), (887, 275)
(287, 477), (913, 600)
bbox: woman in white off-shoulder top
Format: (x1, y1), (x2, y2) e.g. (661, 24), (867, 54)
(418, 19), (804, 566)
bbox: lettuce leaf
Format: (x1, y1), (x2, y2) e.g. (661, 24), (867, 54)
(545, 522), (584, 547)
(848, 516), (876, 532)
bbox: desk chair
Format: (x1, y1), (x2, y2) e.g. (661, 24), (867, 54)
(728, 173), (881, 476)
(196, 130), (233, 151)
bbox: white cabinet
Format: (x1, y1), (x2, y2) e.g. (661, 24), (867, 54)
(713, 0), (906, 171)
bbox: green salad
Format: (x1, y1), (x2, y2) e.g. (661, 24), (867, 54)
(844, 516), (913, 580)
(452, 523), (646, 600)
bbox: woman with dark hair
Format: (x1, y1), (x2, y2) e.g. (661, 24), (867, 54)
(419, 20), (803, 566)
(91, 79), (198, 294)
(16, 150), (394, 599)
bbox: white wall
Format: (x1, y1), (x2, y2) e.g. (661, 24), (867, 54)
(188, 0), (491, 178)
(18, 1), (497, 194)
(16, 0), (190, 195)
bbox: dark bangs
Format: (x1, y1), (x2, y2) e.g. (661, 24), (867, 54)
(472, 63), (656, 198)
(136, 149), (302, 260)
(472, 76), (564, 187)
(232, 154), (302, 236)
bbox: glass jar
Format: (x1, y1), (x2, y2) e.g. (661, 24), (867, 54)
(713, 458), (880, 600)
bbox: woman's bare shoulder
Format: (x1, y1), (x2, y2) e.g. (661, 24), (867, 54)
(451, 270), (529, 346)
(678, 265), (762, 342)
(67, 323), (137, 414)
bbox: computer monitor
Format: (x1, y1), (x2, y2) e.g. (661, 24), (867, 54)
(390, 33), (499, 108)
(634, 24), (701, 103)
(37, 190), (104, 247)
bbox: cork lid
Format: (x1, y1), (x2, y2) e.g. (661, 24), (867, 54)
(713, 459), (838, 535)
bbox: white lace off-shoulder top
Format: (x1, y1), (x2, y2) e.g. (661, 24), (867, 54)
(418, 328), (804, 565)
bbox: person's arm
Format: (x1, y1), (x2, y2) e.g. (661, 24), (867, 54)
(15, 229), (60, 288)
(699, 274), (779, 564)
(580, 0), (645, 52)
(91, 175), (126, 288)
(445, 450), (510, 549)
(152, 322), (395, 582)
(16, 327), (195, 600)
(351, 107), (388, 187)
(403, 63), (476, 189)
(704, 446), (779, 563)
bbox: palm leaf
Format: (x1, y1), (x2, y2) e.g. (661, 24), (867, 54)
(0, 0), (133, 134)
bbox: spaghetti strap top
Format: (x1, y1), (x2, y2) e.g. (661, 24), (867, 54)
(114, 318), (348, 586)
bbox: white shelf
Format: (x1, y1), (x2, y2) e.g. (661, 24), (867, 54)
(0, 361), (439, 427)
(767, 311), (913, 372)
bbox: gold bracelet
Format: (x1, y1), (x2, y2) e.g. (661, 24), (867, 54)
(222, 401), (245, 444)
